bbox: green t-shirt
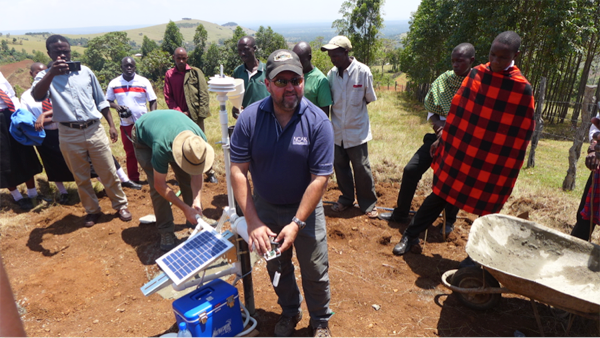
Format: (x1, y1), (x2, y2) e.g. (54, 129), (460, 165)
(135, 110), (207, 174)
(233, 61), (270, 108)
(304, 67), (333, 108)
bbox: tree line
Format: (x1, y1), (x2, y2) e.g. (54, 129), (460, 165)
(400, 0), (600, 124)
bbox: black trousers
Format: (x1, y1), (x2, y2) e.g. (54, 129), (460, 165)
(571, 171), (596, 240)
(404, 192), (450, 238)
(393, 133), (459, 224)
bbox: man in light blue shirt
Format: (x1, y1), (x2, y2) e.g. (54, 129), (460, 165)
(32, 34), (131, 227)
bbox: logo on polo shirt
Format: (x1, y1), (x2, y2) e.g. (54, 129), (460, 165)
(293, 136), (308, 145)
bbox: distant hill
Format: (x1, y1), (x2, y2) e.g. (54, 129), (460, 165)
(5, 19), (255, 54)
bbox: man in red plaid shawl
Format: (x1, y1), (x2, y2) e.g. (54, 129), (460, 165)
(571, 117), (599, 241)
(393, 31), (535, 256)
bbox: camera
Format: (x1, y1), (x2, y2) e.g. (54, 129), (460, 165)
(119, 107), (132, 119)
(66, 61), (81, 72)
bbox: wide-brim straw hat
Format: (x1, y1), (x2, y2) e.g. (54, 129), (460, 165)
(172, 130), (214, 176)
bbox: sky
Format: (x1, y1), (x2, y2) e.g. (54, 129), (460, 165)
(1, 0), (421, 33)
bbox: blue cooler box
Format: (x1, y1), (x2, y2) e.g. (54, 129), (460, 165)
(172, 279), (244, 337)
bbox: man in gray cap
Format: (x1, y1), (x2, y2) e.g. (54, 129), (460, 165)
(321, 36), (378, 219)
(230, 49), (335, 337)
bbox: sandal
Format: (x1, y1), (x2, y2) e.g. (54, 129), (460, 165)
(331, 202), (350, 212)
(365, 209), (379, 219)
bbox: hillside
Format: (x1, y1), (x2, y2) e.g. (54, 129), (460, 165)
(5, 19), (255, 54)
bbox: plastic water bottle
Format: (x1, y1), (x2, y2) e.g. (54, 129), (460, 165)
(177, 322), (192, 337)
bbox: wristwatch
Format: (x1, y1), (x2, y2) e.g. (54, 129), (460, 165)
(292, 216), (306, 230)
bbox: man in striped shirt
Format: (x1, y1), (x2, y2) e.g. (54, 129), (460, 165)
(106, 57), (157, 186)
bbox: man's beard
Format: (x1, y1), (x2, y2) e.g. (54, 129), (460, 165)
(277, 93), (299, 112)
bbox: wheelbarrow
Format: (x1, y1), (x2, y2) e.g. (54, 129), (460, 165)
(441, 214), (600, 334)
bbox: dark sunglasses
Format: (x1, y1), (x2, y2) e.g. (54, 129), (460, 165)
(272, 77), (304, 88)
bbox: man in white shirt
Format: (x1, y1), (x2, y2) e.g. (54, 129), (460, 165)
(106, 57), (157, 186)
(321, 36), (378, 218)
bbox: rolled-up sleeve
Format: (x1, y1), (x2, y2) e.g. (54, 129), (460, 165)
(89, 70), (109, 111)
(31, 71), (49, 102)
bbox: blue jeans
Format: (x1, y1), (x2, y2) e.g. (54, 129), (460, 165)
(254, 194), (332, 327)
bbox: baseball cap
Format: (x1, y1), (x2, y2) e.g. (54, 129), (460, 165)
(266, 49), (303, 79)
(320, 36), (352, 52)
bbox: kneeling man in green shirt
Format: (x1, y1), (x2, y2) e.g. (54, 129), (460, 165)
(133, 110), (215, 251)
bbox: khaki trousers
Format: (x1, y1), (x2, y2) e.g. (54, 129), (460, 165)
(132, 127), (193, 234)
(58, 122), (128, 214)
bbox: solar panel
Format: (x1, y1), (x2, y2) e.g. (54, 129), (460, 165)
(156, 230), (234, 285)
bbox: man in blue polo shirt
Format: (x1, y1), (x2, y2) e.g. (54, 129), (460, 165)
(230, 50), (334, 338)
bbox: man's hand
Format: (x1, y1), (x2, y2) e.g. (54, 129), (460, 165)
(109, 127), (118, 143)
(430, 138), (440, 158)
(35, 114), (45, 131)
(248, 222), (277, 256)
(231, 106), (243, 120)
(585, 152), (599, 171)
(275, 222), (300, 253)
(182, 111), (190, 116)
(432, 119), (445, 137)
(49, 59), (69, 76)
(183, 204), (202, 226)
(117, 105), (128, 113)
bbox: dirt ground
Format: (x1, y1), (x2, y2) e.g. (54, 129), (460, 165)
(0, 59), (35, 91)
(1, 166), (598, 337)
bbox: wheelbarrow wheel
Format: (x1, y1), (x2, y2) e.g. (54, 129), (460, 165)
(451, 267), (501, 311)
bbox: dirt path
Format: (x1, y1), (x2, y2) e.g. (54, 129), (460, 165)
(0, 172), (596, 337)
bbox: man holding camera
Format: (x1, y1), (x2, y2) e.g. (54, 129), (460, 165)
(32, 34), (131, 227)
(106, 57), (157, 186)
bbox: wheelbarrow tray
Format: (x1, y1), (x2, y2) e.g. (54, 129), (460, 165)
(466, 214), (600, 315)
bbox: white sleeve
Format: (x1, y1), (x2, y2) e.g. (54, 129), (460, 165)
(105, 81), (116, 101)
(590, 120), (599, 142)
(144, 78), (157, 101)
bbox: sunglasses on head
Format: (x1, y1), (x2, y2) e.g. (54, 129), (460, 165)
(271, 77), (304, 88)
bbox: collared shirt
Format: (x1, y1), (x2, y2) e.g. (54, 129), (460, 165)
(233, 61), (270, 108)
(21, 88), (58, 130)
(0, 71), (21, 111)
(106, 74), (157, 126)
(304, 67), (333, 108)
(230, 96), (334, 205)
(135, 110), (206, 174)
(32, 65), (108, 123)
(327, 57), (377, 148)
(164, 64), (191, 113)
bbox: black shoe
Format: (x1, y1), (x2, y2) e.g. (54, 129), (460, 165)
(206, 173), (218, 184)
(57, 193), (69, 205)
(378, 211), (410, 223)
(440, 222), (455, 236)
(274, 310), (303, 337)
(16, 197), (33, 211)
(121, 180), (142, 190)
(392, 235), (419, 256)
(132, 180), (147, 185)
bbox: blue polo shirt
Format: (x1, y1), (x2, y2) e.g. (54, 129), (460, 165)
(230, 97), (334, 205)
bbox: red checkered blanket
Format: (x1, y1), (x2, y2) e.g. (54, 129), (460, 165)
(432, 63), (535, 216)
(581, 170), (599, 225)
